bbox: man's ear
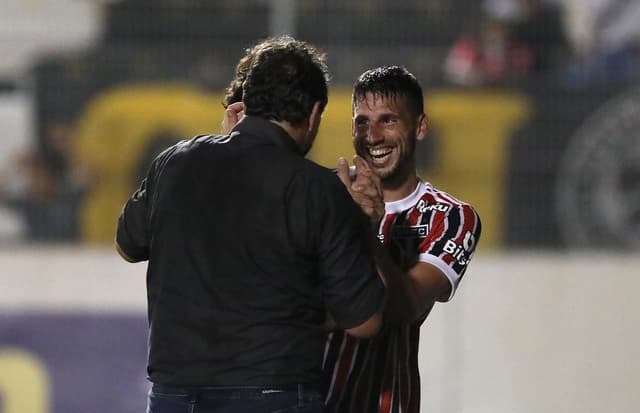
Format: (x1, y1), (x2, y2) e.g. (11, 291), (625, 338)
(308, 101), (323, 132)
(416, 113), (428, 141)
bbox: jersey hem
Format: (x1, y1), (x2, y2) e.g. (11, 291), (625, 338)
(418, 253), (459, 301)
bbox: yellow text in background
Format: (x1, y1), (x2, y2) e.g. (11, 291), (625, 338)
(0, 349), (50, 413)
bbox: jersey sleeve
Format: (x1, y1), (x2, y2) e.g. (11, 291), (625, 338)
(418, 203), (481, 301)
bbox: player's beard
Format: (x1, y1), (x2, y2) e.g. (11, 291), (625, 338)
(365, 137), (416, 184)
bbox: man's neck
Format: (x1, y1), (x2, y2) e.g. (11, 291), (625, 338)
(382, 173), (420, 203)
(270, 119), (309, 154)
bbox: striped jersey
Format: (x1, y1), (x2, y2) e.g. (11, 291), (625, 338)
(323, 180), (481, 413)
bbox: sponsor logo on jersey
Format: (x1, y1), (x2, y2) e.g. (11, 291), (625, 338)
(463, 230), (476, 251)
(443, 231), (475, 265)
(443, 240), (469, 265)
(416, 199), (450, 213)
(391, 225), (429, 239)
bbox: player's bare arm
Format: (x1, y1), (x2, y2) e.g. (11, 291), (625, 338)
(374, 245), (451, 325)
(344, 311), (382, 338)
(323, 308), (382, 337)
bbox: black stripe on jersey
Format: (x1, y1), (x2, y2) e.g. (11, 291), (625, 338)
(430, 206), (462, 256)
(365, 335), (390, 412)
(386, 338), (400, 413)
(333, 339), (370, 413)
(390, 209), (427, 270)
(419, 209), (434, 227)
(323, 331), (344, 395)
(393, 209), (410, 227)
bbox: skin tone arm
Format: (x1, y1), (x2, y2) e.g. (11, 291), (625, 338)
(374, 247), (451, 325)
(344, 312), (382, 338)
(336, 158), (451, 325)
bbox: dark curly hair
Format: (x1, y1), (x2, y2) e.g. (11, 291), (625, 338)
(241, 36), (330, 126)
(221, 38), (289, 108)
(222, 52), (252, 108)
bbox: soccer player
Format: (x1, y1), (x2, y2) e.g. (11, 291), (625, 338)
(116, 37), (385, 413)
(326, 66), (482, 412)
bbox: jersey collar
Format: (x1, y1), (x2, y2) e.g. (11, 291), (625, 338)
(384, 180), (431, 213)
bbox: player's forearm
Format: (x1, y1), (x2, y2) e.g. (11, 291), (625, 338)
(373, 241), (422, 325)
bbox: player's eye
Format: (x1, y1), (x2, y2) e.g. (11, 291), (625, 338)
(354, 117), (368, 126)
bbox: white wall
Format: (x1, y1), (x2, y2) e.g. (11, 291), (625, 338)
(0, 0), (102, 79)
(421, 252), (640, 413)
(1, 248), (638, 412)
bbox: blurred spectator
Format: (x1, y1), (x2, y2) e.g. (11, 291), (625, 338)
(444, 18), (532, 86)
(445, 0), (568, 86)
(0, 120), (86, 242)
(510, 0), (569, 74)
(560, 0), (640, 88)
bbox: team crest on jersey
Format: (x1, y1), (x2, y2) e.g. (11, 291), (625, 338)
(416, 199), (450, 213)
(391, 225), (429, 239)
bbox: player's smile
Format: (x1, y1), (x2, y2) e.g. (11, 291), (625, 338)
(367, 146), (394, 167)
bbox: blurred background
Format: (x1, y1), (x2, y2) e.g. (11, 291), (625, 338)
(0, 0), (638, 412)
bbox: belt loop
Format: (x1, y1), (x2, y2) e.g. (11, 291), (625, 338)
(298, 383), (303, 408)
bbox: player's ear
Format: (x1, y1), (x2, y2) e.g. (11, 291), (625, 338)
(308, 101), (322, 132)
(416, 113), (428, 142)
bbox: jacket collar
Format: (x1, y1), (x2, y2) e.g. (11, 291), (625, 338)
(232, 115), (303, 155)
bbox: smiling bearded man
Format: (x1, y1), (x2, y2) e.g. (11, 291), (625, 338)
(324, 66), (483, 413)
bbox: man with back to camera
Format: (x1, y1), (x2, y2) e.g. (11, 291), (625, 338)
(220, 63), (482, 412)
(115, 37), (385, 413)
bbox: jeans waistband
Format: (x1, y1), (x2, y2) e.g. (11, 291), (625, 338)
(151, 383), (316, 396)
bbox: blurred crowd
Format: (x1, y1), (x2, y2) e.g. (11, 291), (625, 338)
(1, 0), (639, 244)
(445, 0), (640, 87)
(0, 119), (88, 243)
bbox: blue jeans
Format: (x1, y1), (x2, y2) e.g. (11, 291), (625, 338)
(146, 383), (324, 413)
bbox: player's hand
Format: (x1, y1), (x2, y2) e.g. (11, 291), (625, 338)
(337, 156), (384, 225)
(221, 102), (245, 134)
(336, 156), (355, 186)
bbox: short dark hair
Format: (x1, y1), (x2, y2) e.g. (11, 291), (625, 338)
(352, 66), (424, 115)
(242, 36), (329, 126)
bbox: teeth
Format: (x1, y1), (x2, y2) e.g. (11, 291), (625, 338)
(369, 148), (392, 157)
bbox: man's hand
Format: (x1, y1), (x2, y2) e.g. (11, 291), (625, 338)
(221, 102), (245, 134)
(337, 156), (385, 225)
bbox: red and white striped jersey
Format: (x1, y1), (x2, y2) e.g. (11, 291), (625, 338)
(323, 180), (481, 413)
